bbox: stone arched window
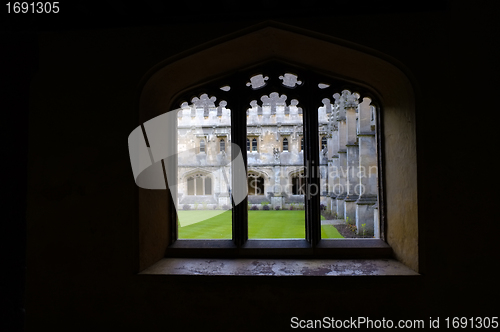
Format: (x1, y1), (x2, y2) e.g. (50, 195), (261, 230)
(173, 62), (382, 242)
(321, 136), (327, 150)
(199, 139), (206, 153)
(219, 138), (225, 152)
(133, 23), (418, 273)
(291, 172), (306, 195)
(186, 173), (212, 195)
(248, 174), (264, 195)
(282, 137), (288, 151)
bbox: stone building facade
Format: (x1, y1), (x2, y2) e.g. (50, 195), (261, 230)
(176, 88), (379, 236)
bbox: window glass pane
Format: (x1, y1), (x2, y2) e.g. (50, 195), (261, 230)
(205, 177), (212, 195)
(252, 138), (257, 152)
(195, 176), (203, 195)
(220, 139), (225, 152)
(187, 177), (194, 195)
(247, 138), (250, 151)
(247, 92), (305, 239)
(177, 94), (232, 239)
(199, 139), (205, 153)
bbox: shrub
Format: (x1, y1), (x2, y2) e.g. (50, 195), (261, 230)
(212, 205), (217, 210)
(260, 201), (270, 207)
(274, 206), (281, 210)
(222, 204), (230, 210)
(262, 205), (270, 210)
(250, 205), (259, 210)
(345, 216), (354, 225)
(289, 203), (295, 210)
(182, 204), (191, 210)
(320, 203), (326, 211)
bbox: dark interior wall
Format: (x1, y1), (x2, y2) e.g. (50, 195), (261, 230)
(2, 1), (497, 331)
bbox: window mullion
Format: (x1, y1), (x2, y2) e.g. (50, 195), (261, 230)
(230, 80), (248, 246)
(304, 74), (321, 246)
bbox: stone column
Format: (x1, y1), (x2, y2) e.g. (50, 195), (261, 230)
(272, 155), (282, 208)
(355, 97), (378, 236)
(327, 103), (338, 217)
(344, 91), (360, 225)
(333, 93), (347, 218)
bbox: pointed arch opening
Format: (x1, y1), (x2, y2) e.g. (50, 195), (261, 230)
(136, 22), (418, 272)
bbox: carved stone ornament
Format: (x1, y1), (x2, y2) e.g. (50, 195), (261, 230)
(191, 93), (216, 108)
(246, 74), (269, 89)
(217, 100), (227, 116)
(273, 147), (280, 161)
(261, 92), (287, 114)
(333, 90), (360, 119)
(279, 73), (302, 88)
(192, 93), (217, 117)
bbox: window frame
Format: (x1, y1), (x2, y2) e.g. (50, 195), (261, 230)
(282, 137), (289, 152)
(198, 138), (206, 154)
(167, 60), (389, 256)
(252, 138), (258, 152)
(321, 135), (327, 150)
(247, 136), (258, 152)
(219, 138), (225, 153)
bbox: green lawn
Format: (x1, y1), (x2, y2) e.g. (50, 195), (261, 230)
(178, 210), (343, 239)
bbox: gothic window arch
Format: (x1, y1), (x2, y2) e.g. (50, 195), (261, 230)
(247, 173), (265, 195)
(134, 25), (419, 272)
(291, 171), (306, 195)
(186, 173), (212, 195)
(172, 60), (382, 244)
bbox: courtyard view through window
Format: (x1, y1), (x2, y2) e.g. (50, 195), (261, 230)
(175, 66), (380, 241)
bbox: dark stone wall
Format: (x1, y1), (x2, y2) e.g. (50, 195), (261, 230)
(2, 2), (497, 331)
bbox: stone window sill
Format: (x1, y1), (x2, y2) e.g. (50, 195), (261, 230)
(140, 258), (419, 276)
